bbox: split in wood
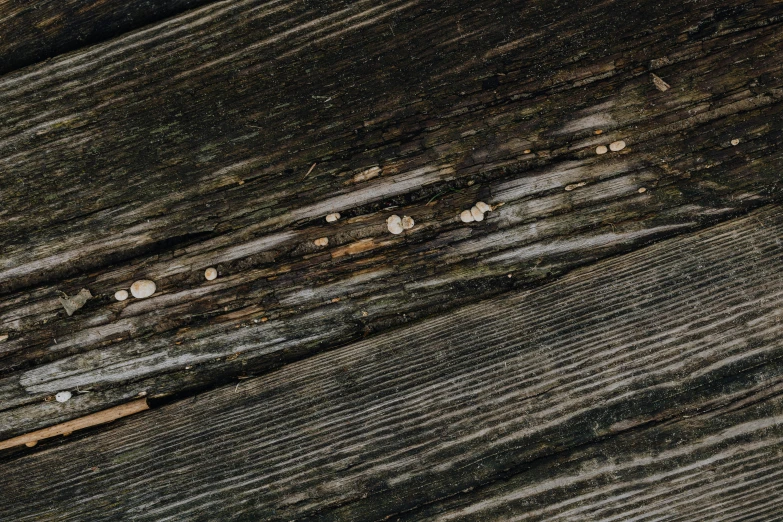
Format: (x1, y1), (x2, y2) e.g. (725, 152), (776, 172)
(0, 399), (149, 451)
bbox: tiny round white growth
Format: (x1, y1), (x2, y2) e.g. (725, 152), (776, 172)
(460, 210), (475, 223)
(314, 237), (329, 246)
(596, 145), (608, 155)
(114, 290), (129, 301)
(471, 206), (484, 221)
(609, 140), (626, 152)
(55, 391), (72, 403)
(204, 267), (218, 280)
(475, 201), (491, 213)
(731, 139), (740, 146)
(130, 280), (156, 299)
(387, 221), (404, 235)
(401, 216), (415, 230)
(638, 187), (647, 193)
(386, 214), (402, 226)
(325, 212), (341, 223)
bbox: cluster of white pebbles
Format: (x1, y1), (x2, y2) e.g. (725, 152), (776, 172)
(459, 201), (492, 223)
(595, 140), (626, 155)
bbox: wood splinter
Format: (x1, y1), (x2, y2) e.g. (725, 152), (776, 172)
(0, 399), (149, 451)
(651, 73), (671, 91)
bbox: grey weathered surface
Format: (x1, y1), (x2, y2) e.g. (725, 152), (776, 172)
(3, 206), (783, 521)
(0, 0), (215, 76)
(2, 0), (783, 441)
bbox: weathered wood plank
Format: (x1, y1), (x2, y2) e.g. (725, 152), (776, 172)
(0, 0), (216, 76)
(3, 206), (783, 520)
(407, 397), (783, 521)
(3, 0), (783, 438)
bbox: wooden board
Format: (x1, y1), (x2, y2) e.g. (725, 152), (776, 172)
(0, 0), (214, 76)
(2, 0), (783, 441)
(3, 206), (783, 520)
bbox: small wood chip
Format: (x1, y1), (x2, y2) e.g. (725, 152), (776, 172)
(651, 73), (670, 92)
(58, 289), (92, 316)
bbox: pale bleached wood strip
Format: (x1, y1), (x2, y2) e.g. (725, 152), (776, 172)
(3, 207), (783, 520)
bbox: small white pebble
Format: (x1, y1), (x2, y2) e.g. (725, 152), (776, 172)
(609, 140), (626, 152)
(388, 221), (404, 234)
(314, 237), (329, 246)
(731, 139), (740, 146)
(596, 145), (608, 155)
(130, 280), (156, 299)
(401, 216), (415, 230)
(55, 391), (72, 403)
(460, 210), (475, 223)
(114, 290), (129, 301)
(638, 187), (647, 193)
(475, 201), (491, 213)
(204, 267), (218, 280)
(471, 206), (484, 221)
(325, 212), (341, 223)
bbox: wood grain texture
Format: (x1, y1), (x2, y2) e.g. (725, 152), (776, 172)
(3, 0), (783, 438)
(0, 0), (216, 76)
(3, 206), (783, 521)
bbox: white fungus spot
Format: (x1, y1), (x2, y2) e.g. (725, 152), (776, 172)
(475, 201), (491, 213)
(55, 391), (72, 403)
(314, 237), (329, 246)
(386, 214), (402, 226)
(596, 145), (608, 155)
(130, 280), (156, 299)
(325, 212), (341, 223)
(401, 216), (415, 230)
(731, 139), (740, 146)
(638, 187), (647, 193)
(114, 290), (129, 301)
(609, 140), (626, 151)
(460, 210), (475, 223)
(471, 206), (484, 221)
(204, 267), (218, 280)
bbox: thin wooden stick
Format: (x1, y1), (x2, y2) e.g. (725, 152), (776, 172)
(302, 162), (317, 180)
(0, 398), (149, 451)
